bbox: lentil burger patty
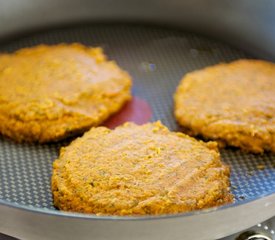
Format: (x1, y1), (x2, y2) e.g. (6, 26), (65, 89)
(52, 122), (233, 215)
(174, 60), (275, 153)
(0, 44), (131, 142)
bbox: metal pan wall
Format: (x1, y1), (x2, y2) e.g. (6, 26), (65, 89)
(0, 1), (274, 240)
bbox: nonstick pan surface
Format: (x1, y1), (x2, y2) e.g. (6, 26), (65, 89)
(0, 23), (274, 216)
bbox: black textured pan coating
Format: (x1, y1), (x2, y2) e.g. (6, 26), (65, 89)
(0, 23), (274, 211)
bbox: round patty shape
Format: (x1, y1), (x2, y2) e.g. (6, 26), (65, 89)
(174, 59), (275, 153)
(0, 44), (132, 142)
(52, 121), (233, 216)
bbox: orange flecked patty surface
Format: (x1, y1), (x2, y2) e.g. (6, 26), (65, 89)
(0, 44), (132, 142)
(174, 59), (275, 153)
(52, 122), (233, 216)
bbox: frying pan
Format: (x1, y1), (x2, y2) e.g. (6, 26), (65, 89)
(0, 1), (275, 239)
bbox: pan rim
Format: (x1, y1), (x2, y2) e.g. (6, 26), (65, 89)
(0, 190), (274, 221)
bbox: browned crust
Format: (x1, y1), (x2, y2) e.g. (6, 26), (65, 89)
(0, 44), (132, 142)
(52, 122), (233, 215)
(174, 59), (275, 153)
(0, 90), (130, 142)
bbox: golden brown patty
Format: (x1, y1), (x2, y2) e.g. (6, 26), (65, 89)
(0, 44), (132, 142)
(174, 59), (275, 153)
(52, 121), (233, 216)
